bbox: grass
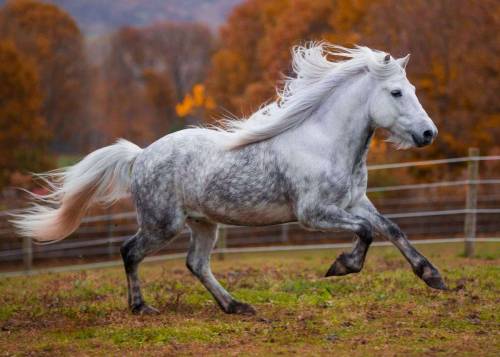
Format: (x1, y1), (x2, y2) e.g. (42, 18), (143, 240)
(0, 242), (499, 356)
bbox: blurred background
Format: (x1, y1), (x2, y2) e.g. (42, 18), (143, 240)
(0, 0), (498, 272)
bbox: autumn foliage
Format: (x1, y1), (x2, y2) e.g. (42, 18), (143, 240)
(97, 22), (214, 145)
(0, 40), (49, 186)
(176, 84), (216, 119)
(0, 0), (89, 153)
(0, 0), (498, 191)
(206, 0), (500, 161)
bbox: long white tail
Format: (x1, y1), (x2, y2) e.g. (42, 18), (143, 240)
(10, 139), (142, 244)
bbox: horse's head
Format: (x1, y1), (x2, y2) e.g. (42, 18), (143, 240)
(368, 54), (437, 149)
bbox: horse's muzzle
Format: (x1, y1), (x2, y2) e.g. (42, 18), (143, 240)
(412, 129), (437, 147)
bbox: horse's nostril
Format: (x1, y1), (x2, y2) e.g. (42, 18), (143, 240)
(423, 130), (433, 139)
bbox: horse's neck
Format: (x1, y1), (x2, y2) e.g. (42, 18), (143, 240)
(278, 74), (374, 172)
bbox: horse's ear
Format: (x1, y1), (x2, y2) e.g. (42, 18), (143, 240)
(383, 54), (390, 64)
(396, 54), (410, 69)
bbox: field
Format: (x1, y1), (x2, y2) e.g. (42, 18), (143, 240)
(0, 242), (499, 356)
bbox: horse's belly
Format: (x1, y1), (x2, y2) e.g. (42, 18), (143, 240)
(190, 201), (295, 226)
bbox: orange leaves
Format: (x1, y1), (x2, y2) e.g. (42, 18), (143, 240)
(206, 0), (376, 119)
(0, 0), (88, 152)
(101, 22), (214, 143)
(0, 39), (50, 186)
(176, 84), (216, 118)
(207, 0), (499, 161)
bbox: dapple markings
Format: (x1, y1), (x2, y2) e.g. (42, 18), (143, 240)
(12, 43), (445, 315)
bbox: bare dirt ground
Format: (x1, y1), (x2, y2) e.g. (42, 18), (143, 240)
(0, 242), (498, 356)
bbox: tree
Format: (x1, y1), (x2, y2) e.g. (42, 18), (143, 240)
(0, 40), (50, 187)
(0, 0), (89, 153)
(206, 0), (499, 161)
(100, 22), (214, 144)
(206, 0), (376, 118)
(368, 0), (500, 159)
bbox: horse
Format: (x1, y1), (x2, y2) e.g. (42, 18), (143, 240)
(12, 43), (446, 316)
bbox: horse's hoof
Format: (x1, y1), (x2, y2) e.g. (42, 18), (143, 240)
(325, 253), (360, 277)
(416, 262), (448, 291)
(131, 303), (160, 315)
(423, 276), (448, 290)
(226, 301), (256, 315)
(325, 260), (348, 276)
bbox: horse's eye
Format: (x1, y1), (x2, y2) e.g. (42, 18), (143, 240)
(391, 89), (402, 97)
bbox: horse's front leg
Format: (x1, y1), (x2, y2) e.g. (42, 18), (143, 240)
(296, 203), (373, 276)
(353, 196), (448, 290)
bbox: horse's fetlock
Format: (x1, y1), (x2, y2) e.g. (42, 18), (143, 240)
(341, 253), (362, 273)
(325, 252), (362, 276)
(413, 258), (432, 278)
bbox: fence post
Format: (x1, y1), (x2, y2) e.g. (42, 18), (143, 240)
(464, 147), (479, 258)
(107, 214), (114, 258)
(281, 224), (289, 244)
(217, 224), (227, 260)
(22, 236), (32, 272)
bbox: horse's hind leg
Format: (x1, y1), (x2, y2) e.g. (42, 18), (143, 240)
(186, 218), (256, 315)
(121, 218), (184, 314)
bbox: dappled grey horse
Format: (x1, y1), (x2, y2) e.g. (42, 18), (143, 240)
(12, 43), (446, 315)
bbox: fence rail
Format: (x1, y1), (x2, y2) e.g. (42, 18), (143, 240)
(0, 149), (499, 275)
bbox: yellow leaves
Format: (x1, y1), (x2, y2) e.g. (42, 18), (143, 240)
(176, 84), (216, 118)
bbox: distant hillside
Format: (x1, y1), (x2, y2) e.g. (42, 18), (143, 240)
(0, 0), (243, 36)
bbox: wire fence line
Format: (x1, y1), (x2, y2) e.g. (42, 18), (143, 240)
(0, 154), (499, 220)
(1, 237), (499, 278)
(366, 179), (500, 192)
(0, 180), (497, 225)
(366, 155), (500, 170)
(0, 150), (499, 274)
(1, 208), (499, 255)
(0, 207), (498, 259)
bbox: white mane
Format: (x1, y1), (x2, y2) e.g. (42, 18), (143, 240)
(214, 42), (405, 149)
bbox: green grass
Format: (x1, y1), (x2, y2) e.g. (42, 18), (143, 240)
(0, 242), (499, 356)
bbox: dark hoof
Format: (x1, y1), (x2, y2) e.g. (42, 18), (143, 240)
(423, 276), (448, 290)
(325, 253), (360, 277)
(226, 301), (256, 315)
(131, 303), (160, 315)
(416, 262), (448, 291)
